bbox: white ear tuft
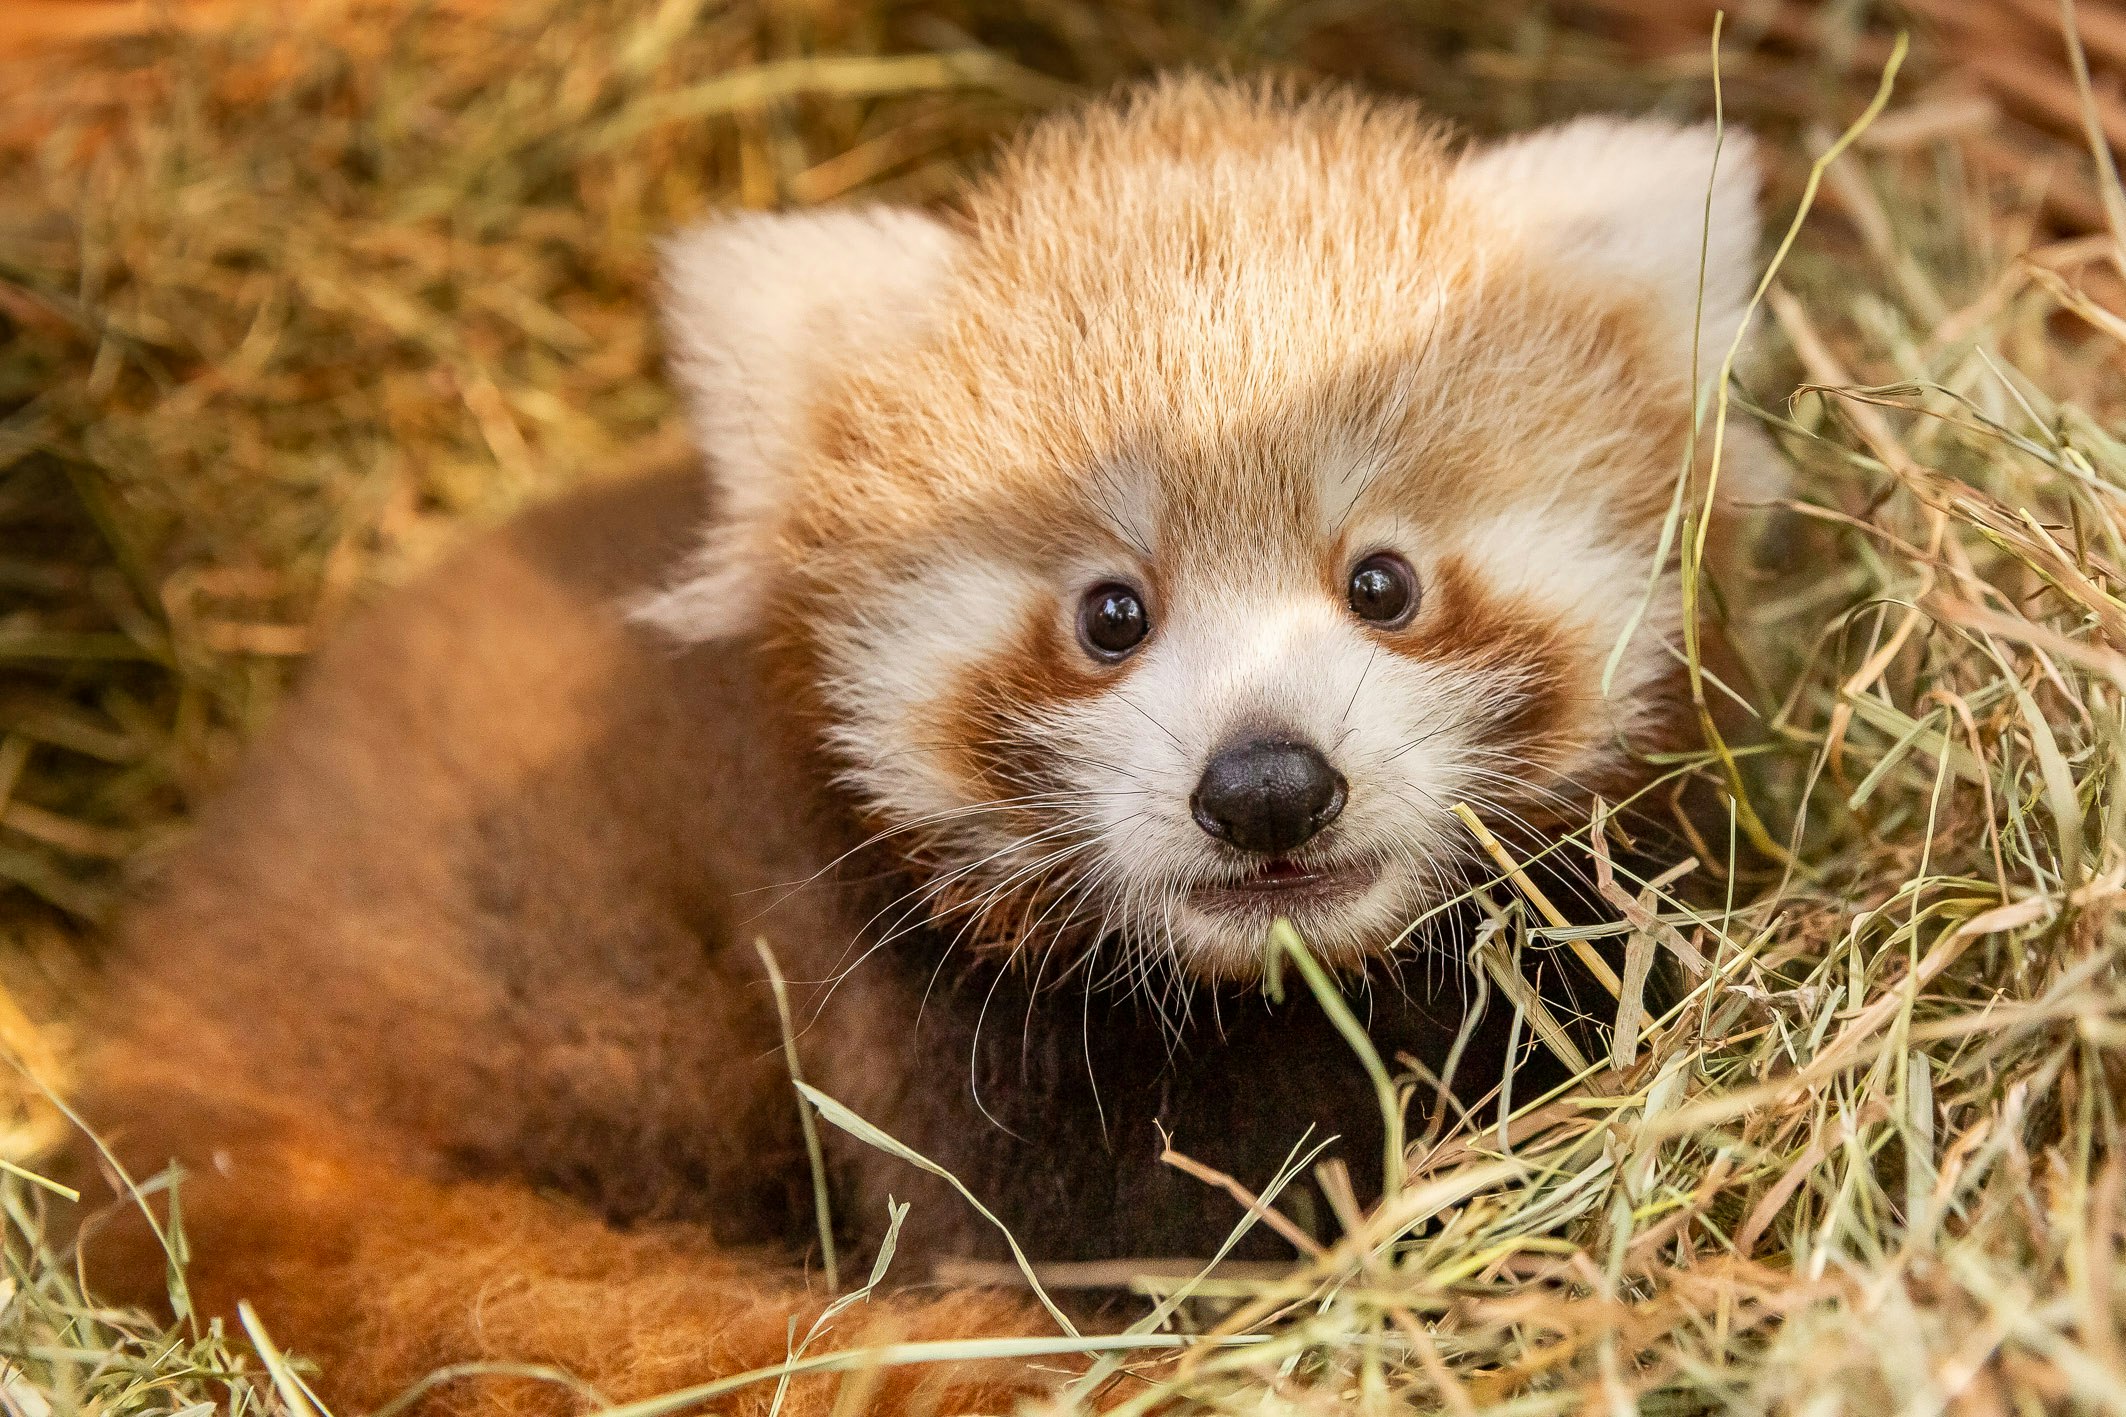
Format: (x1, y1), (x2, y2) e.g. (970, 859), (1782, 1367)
(1460, 117), (1762, 377)
(634, 207), (962, 641)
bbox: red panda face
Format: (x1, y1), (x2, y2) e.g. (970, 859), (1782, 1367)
(643, 79), (1775, 983)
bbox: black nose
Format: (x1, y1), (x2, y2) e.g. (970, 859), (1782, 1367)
(1190, 739), (1347, 855)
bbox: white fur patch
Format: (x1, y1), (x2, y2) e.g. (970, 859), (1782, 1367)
(634, 207), (963, 641)
(820, 554), (1045, 830)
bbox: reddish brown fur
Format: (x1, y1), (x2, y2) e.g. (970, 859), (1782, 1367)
(82, 1078), (1039, 1417)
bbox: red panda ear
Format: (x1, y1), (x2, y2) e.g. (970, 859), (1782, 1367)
(1458, 117), (1762, 379)
(635, 207), (963, 641)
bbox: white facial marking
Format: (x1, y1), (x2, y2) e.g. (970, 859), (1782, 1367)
(823, 554), (1044, 831)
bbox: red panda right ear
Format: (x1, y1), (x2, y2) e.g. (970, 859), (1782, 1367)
(634, 207), (963, 642)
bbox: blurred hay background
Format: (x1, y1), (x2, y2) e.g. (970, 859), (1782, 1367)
(2, 1), (2124, 1413)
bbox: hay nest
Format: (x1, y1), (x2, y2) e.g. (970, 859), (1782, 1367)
(1, 1), (2123, 1412)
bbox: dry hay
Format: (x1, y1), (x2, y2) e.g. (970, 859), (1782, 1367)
(1, 1), (2124, 1413)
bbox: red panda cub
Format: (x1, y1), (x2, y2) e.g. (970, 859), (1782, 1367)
(73, 77), (1769, 1416)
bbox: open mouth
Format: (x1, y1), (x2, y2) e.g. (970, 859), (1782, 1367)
(1188, 855), (1381, 916)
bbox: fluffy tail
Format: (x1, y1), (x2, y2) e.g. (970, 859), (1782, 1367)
(68, 1079), (1050, 1417)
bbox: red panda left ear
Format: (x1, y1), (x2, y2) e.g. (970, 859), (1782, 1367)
(1457, 116), (1762, 383)
(635, 207), (963, 641)
(1460, 116), (1784, 511)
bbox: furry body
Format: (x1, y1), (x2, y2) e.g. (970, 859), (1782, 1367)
(71, 79), (1767, 1414)
(76, 466), (1540, 1411)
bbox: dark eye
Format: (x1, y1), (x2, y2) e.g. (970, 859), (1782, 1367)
(1347, 552), (1419, 627)
(1078, 582), (1150, 659)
